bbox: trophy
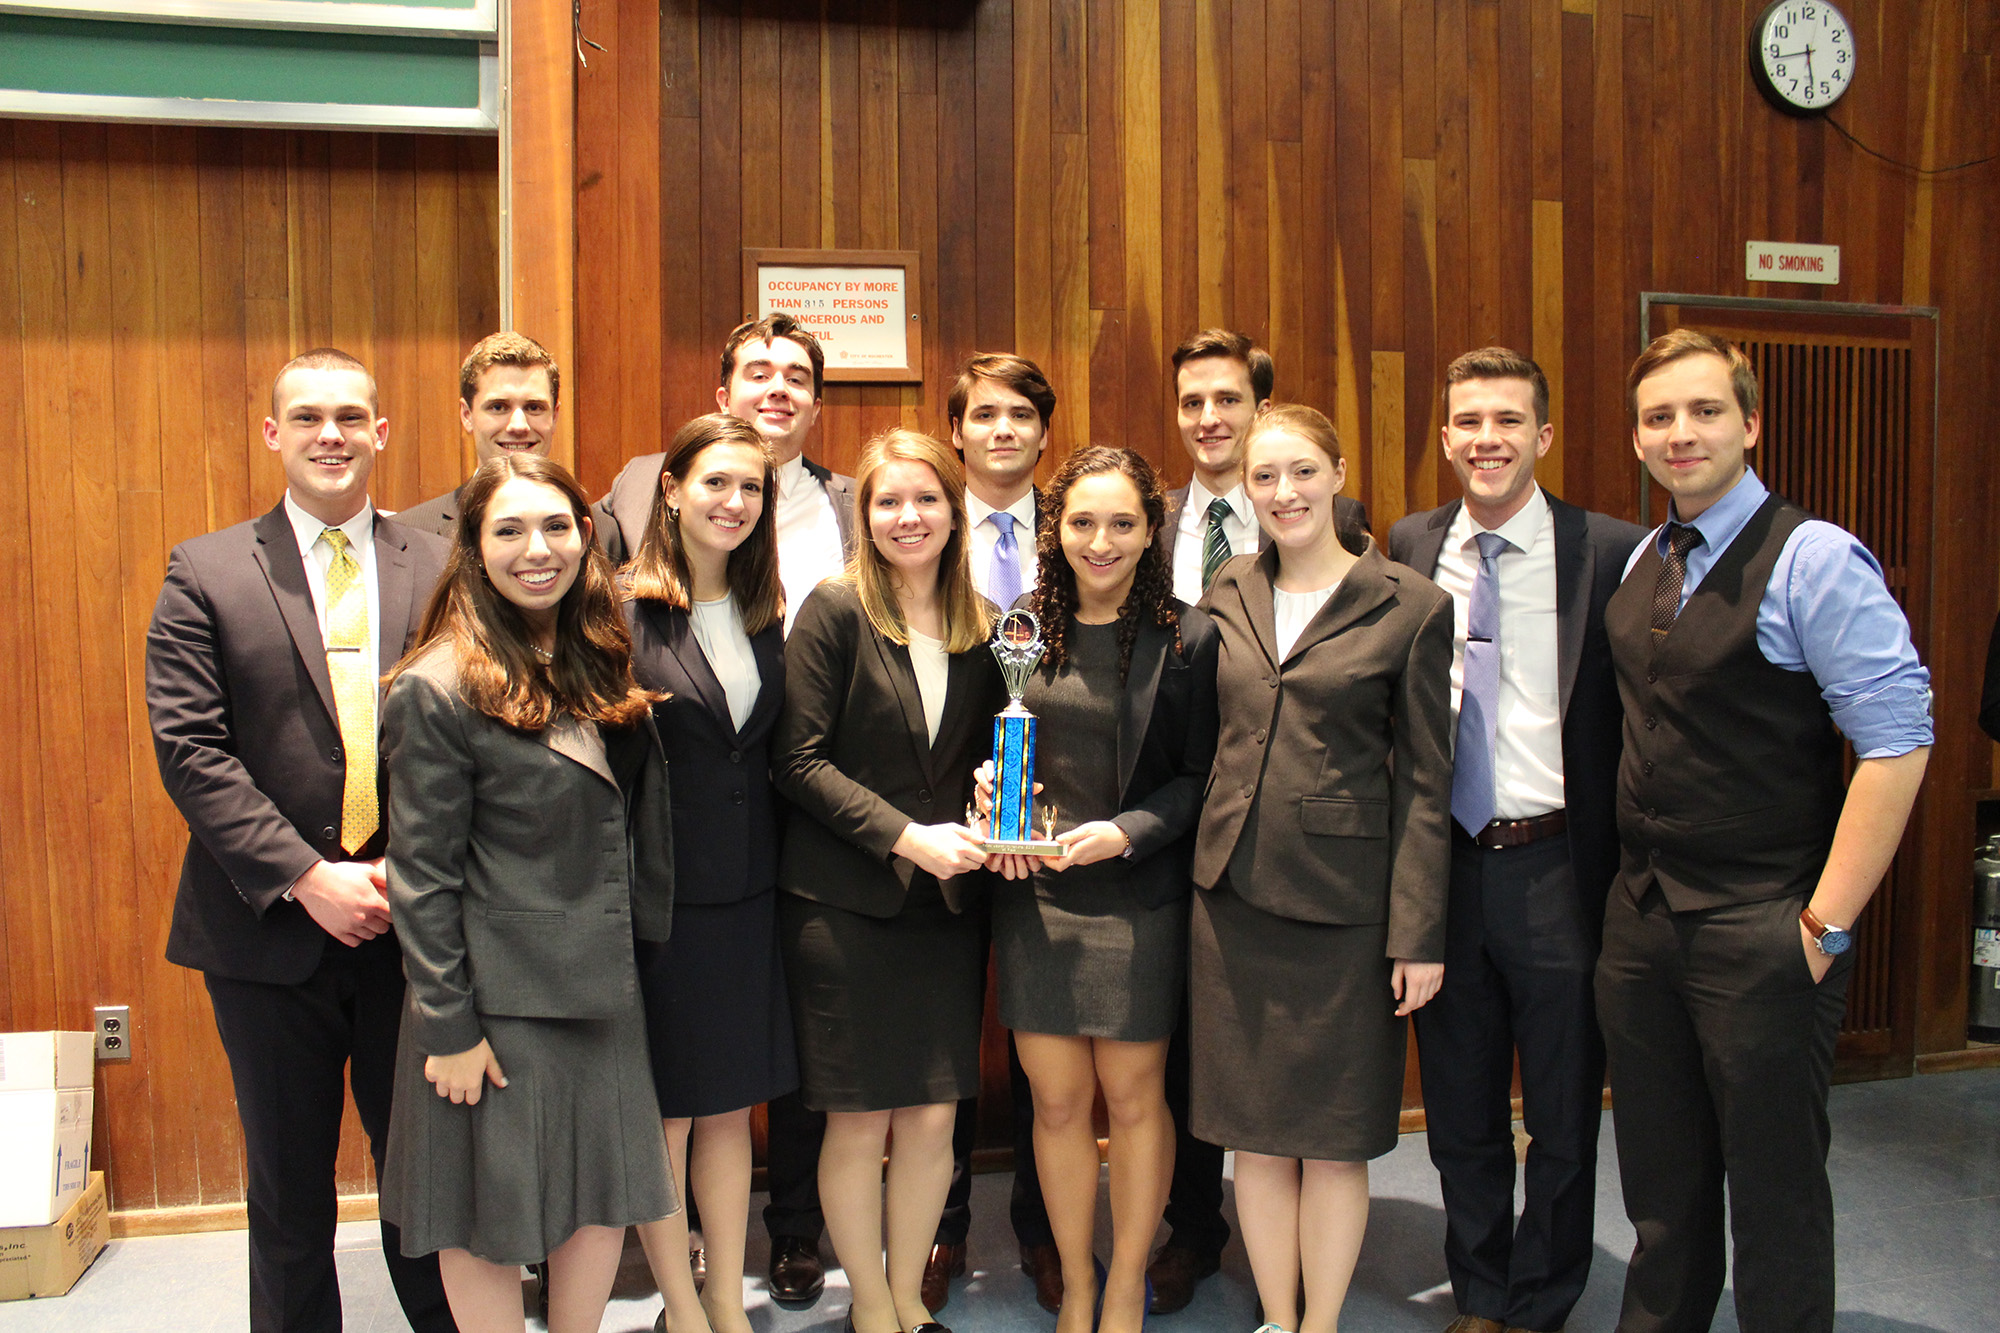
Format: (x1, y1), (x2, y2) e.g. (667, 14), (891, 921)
(979, 609), (1063, 856)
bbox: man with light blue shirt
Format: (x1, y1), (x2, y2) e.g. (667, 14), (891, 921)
(1597, 330), (1931, 1333)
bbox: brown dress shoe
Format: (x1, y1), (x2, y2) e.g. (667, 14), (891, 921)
(1019, 1242), (1063, 1314)
(1442, 1317), (1505, 1333)
(1145, 1245), (1222, 1315)
(922, 1241), (967, 1312)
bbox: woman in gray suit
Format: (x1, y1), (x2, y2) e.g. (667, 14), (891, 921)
(774, 428), (1001, 1333)
(1191, 405), (1453, 1333)
(380, 454), (676, 1333)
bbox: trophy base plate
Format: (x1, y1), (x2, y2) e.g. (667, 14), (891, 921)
(981, 839), (1065, 857)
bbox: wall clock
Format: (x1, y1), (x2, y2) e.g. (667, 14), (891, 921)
(1752, 0), (1856, 113)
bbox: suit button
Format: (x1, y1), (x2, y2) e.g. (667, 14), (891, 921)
(1644, 714), (1658, 729)
(322, 826), (337, 841)
(1651, 847), (1662, 859)
(1647, 806), (1658, 819)
(1267, 677), (1278, 689)
(1255, 729), (1267, 745)
(1646, 671), (1658, 685)
(330, 746), (343, 763)
(731, 791), (745, 805)
(1242, 785), (1255, 799)
(918, 789), (932, 804)
(729, 750), (743, 763)
(1642, 761), (1655, 776)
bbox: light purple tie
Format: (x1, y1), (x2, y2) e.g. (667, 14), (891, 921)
(1452, 530), (1510, 837)
(989, 512), (1024, 609)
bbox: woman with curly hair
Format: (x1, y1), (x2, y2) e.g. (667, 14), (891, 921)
(378, 453), (676, 1333)
(987, 445), (1220, 1333)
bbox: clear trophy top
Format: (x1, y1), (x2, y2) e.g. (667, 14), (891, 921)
(991, 609), (1045, 704)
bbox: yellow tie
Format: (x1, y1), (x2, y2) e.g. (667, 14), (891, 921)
(321, 529), (378, 852)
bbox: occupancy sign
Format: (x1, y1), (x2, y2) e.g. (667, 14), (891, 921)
(755, 263), (912, 373)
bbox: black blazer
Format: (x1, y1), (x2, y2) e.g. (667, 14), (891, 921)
(381, 642), (676, 1055)
(1194, 539), (1456, 961)
(774, 581), (1005, 917)
(625, 595), (787, 905)
(1025, 603), (1221, 910)
(594, 451), (856, 565)
(1388, 493), (1644, 934)
(145, 503), (448, 985)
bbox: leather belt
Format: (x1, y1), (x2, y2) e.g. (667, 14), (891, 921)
(1459, 809), (1567, 850)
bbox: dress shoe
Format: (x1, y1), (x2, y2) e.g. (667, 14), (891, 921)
(1442, 1318), (1505, 1333)
(1144, 1245), (1220, 1315)
(907, 1324), (952, 1333)
(768, 1235), (825, 1306)
(923, 1241), (967, 1312)
(1019, 1241), (1064, 1314)
(690, 1241), (706, 1293)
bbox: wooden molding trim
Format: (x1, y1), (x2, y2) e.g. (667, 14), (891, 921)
(112, 1194), (381, 1239)
(1914, 1044), (2000, 1075)
(503, 0), (576, 469)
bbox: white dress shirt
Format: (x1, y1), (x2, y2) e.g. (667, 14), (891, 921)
(282, 492), (382, 697)
(907, 628), (950, 745)
(689, 593), (761, 732)
(1172, 477), (1259, 606)
(774, 455), (848, 633)
(1273, 580), (1341, 661)
(1434, 486), (1565, 819)
(966, 489), (1039, 606)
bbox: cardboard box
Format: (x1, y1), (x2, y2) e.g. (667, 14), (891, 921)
(0, 1171), (107, 1301)
(0, 1033), (95, 1228)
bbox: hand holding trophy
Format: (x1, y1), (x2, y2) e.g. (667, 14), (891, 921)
(979, 609), (1064, 857)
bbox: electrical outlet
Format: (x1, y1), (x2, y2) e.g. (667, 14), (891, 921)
(95, 1005), (132, 1062)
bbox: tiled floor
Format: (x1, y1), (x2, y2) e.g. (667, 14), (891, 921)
(4, 1068), (1994, 1332)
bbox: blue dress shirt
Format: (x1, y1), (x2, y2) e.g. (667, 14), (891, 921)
(1623, 469), (1932, 759)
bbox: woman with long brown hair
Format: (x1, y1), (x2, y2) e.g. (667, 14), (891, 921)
(620, 414), (797, 1333)
(772, 428), (1001, 1333)
(985, 446), (1218, 1333)
(378, 453), (676, 1333)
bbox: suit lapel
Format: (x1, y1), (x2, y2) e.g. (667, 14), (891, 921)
(1117, 621), (1168, 800)
(542, 713), (617, 788)
(1550, 494), (1589, 724)
(373, 517), (418, 675)
(1231, 549), (1284, 672)
(874, 633), (938, 786)
(1280, 543), (1397, 666)
(739, 623), (786, 741)
(655, 601), (734, 729)
(1411, 501), (1460, 579)
(252, 504), (338, 724)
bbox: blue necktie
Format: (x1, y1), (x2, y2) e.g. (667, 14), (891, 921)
(989, 512), (1024, 609)
(1451, 530), (1510, 837)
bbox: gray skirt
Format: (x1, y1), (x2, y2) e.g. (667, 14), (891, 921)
(993, 879), (1187, 1042)
(1189, 882), (1406, 1161)
(381, 998), (676, 1266)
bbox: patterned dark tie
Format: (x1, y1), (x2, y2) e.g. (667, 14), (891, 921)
(1651, 523), (1704, 642)
(1201, 498), (1233, 591)
(1451, 530), (1510, 837)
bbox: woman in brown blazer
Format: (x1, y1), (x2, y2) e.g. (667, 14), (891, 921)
(773, 428), (1002, 1333)
(1190, 404), (1454, 1333)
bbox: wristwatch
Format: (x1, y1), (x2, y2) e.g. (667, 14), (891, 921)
(1800, 905), (1853, 956)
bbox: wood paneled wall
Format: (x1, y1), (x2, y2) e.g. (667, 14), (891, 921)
(572, 0), (2000, 1061)
(0, 120), (499, 1213)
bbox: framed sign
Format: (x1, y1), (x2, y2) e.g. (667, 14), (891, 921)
(743, 248), (922, 383)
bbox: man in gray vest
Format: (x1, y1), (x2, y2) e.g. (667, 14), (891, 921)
(1598, 330), (1931, 1333)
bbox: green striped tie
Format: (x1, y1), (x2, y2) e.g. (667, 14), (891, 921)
(1201, 497), (1233, 590)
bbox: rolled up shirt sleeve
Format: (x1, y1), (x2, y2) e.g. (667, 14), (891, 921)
(1759, 521), (1933, 758)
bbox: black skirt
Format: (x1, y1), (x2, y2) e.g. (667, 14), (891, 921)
(777, 880), (984, 1113)
(635, 889), (799, 1119)
(1189, 881), (1406, 1161)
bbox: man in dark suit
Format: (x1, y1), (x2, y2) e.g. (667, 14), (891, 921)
(1391, 348), (1643, 1333)
(146, 348), (455, 1333)
(1159, 330), (1370, 618)
(392, 332), (560, 539)
(594, 315), (855, 615)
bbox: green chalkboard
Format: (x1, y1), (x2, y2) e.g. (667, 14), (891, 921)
(0, 14), (482, 108)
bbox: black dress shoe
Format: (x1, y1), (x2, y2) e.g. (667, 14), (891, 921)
(1145, 1244), (1220, 1315)
(907, 1323), (953, 1333)
(768, 1235), (826, 1307)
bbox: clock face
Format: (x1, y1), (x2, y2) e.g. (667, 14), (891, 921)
(1755, 0), (1855, 111)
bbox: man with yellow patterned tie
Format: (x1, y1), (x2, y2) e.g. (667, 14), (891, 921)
(147, 348), (457, 1333)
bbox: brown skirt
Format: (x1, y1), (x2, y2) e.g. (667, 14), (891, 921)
(1188, 881), (1406, 1161)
